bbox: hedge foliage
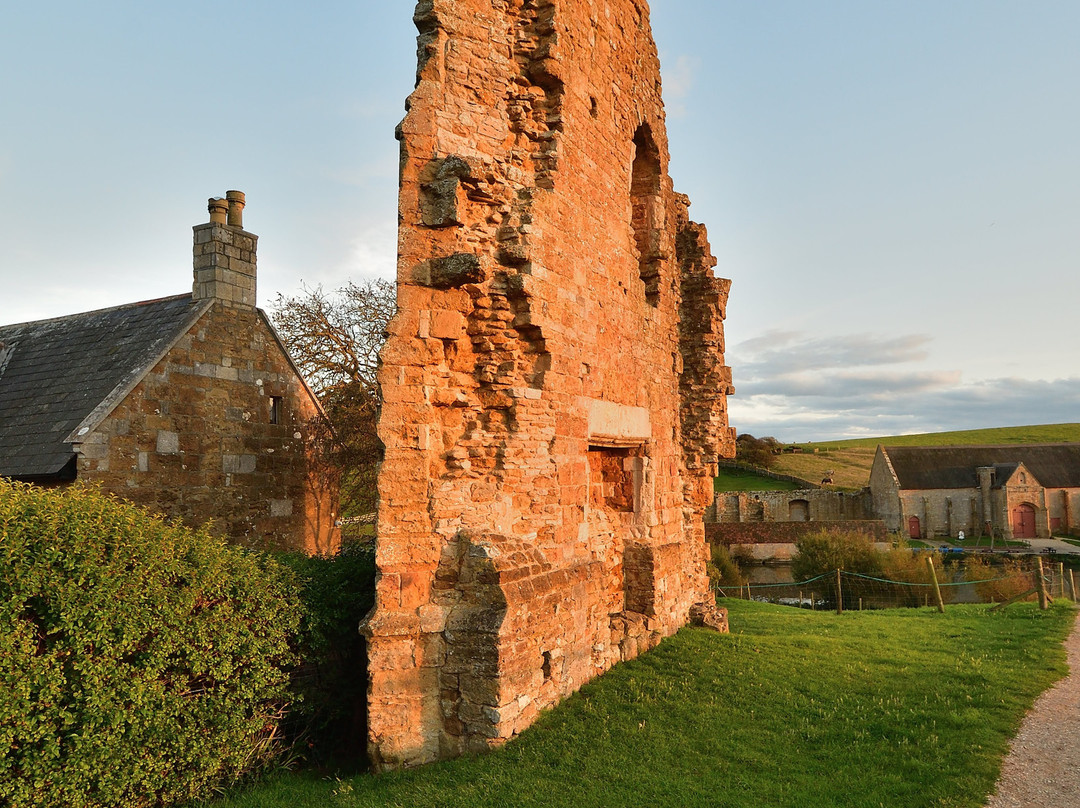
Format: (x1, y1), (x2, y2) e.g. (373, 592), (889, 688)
(0, 481), (300, 808)
(791, 528), (885, 581)
(277, 542), (376, 766)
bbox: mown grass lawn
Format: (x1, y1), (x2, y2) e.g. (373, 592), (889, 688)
(714, 466), (804, 492)
(205, 600), (1075, 808)
(951, 536), (1028, 549)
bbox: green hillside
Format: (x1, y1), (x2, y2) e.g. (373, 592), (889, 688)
(791, 422), (1080, 452)
(724, 423), (1080, 492)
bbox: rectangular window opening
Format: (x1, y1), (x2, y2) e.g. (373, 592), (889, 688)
(588, 445), (639, 513)
(269, 396), (283, 425)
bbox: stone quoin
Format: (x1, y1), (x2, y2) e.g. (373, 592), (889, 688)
(362, 0), (736, 768)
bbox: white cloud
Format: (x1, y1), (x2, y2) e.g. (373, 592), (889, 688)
(733, 330), (933, 377)
(727, 329), (1080, 441)
(661, 54), (697, 117)
(345, 222), (397, 280)
(664, 54), (698, 99)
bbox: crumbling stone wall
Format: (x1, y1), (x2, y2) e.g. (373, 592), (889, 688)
(365, 0), (735, 768)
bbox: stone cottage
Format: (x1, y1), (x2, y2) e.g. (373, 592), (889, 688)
(869, 444), (1080, 540)
(0, 192), (338, 553)
(363, 0), (736, 769)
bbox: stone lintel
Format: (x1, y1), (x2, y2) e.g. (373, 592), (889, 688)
(585, 397), (651, 446)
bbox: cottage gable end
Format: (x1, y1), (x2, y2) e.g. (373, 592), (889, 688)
(0, 193), (339, 554)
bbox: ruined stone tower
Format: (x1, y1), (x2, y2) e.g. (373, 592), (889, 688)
(363, 0), (736, 768)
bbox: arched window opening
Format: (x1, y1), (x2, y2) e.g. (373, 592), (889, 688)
(631, 124), (662, 307)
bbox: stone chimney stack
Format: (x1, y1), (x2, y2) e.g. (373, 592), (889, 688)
(192, 190), (257, 307)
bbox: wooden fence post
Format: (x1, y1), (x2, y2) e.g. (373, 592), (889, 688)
(836, 569), (843, 615)
(926, 556), (945, 613)
(1070, 570), (1077, 602)
(1035, 557), (1049, 610)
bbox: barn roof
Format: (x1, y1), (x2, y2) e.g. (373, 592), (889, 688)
(881, 444), (1080, 490)
(0, 295), (209, 479)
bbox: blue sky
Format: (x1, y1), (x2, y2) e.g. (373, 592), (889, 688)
(2, 1), (1078, 442)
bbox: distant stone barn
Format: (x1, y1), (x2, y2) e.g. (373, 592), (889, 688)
(0, 193), (339, 554)
(869, 444), (1080, 541)
(363, 0), (736, 768)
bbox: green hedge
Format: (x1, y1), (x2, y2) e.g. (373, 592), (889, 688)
(0, 481), (300, 808)
(278, 542), (376, 767)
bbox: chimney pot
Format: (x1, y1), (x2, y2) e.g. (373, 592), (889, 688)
(194, 192), (257, 308)
(226, 190), (246, 228)
(208, 197), (228, 225)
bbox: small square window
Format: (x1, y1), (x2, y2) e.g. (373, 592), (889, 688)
(588, 446), (637, 513)
(269, 396), (283, 425)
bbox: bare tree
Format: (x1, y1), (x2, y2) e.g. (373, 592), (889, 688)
(271, 279), (396, 517)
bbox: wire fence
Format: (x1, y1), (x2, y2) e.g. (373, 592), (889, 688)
(715, 557), (1079, 611)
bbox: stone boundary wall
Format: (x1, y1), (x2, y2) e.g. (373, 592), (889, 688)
(714, 489), (872, 524)
(706, 520), (888, 546)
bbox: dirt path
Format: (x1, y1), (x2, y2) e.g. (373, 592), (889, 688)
(984, 610), (1080, 807)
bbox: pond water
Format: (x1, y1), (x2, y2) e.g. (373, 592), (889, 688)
(732, 558), (1043, 606)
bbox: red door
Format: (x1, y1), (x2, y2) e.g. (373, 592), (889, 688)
(1012, 504), (1036, 539)
(908, 516), (921, 539)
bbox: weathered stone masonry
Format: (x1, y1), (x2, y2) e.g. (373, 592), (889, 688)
(75, 196), (339, 552)
(0, 193), (339, 554)
(364, 0), (735, 768)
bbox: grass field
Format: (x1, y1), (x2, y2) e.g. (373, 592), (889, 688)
(714, 466), (803, 492)
(791, 423), (1080, 451)
(765, 446), (877, 490)
(755, 423), (1080, 492)
(206, 600), (1075, 808)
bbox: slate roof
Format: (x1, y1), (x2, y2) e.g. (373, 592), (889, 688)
(882, 445), (1080, 491)
(0, 295), (209, 479)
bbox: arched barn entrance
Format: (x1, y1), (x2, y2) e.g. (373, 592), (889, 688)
(1012, 503), (1036, 539)
(908, 516), (921, 540)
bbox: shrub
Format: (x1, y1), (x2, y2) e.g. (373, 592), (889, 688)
(706, 543), (747, 591)
(875, 542), (960, 607)
(0, 481), (300, 808)
(276, 542), (376, 765)
(791, 528), (884, 582)
(734, 433), (781, 469)
(792, 529), (936, 609)
(962, 554), (1036, 604)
